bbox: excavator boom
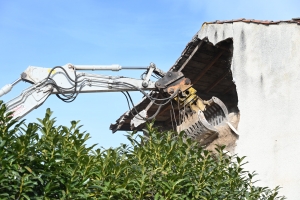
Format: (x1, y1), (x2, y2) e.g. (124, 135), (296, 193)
(0, 62), (233, 146)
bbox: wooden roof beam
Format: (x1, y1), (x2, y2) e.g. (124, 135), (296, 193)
(222, 83), (236, 94)
(192, 50), (225, 84)
(178, 40), (204, 72)
(205, 70), (230, 93)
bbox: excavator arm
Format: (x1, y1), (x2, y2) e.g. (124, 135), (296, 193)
(0, 63), (181, 120)
(0, 62), (234, 144)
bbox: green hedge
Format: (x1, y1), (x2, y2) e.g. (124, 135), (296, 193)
(0, 101), (284, 199)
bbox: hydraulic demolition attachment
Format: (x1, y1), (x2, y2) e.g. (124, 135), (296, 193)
(129, 69), (231, 142)
(174, 87), (229, 145)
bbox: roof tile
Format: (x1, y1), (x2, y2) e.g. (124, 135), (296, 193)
(205, 19), (300, 25)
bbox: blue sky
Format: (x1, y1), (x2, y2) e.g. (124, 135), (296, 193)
(0, 0), (299, 149)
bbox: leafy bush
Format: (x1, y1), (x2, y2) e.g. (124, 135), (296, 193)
(0, 101), (284, 199)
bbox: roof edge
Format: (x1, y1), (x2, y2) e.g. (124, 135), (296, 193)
(203, 18), (300, 26)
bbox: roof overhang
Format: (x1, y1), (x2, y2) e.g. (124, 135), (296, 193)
(110, 36), (238, 132)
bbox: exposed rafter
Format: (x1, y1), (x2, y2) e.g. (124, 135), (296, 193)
(223, 83), (236, 94)
(178, 40), (204, 72)
(205, 70), (230, 93)
(192, 50), (224, 84)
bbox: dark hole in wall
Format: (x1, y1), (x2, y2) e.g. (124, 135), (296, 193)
(215, 39), (239, 113)
(181, 38), (239, 114)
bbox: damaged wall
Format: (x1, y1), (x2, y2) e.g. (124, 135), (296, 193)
(198, 21), (300, 199)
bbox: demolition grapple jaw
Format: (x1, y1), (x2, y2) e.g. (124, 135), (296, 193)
(176, 96), (230, 145)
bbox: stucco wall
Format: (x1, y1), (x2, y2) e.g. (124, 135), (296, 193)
(198, 22), (300, 199)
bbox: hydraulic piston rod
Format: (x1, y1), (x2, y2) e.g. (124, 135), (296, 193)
(0, 78), (22, 97)
(70, 64), (148, 71)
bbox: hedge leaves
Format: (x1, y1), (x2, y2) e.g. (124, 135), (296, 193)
(0, 101), (284, 199)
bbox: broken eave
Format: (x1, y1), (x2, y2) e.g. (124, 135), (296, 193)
(110, 35), (238, 133)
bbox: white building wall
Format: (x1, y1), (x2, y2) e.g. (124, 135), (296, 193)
(198, 22), (300, 199)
